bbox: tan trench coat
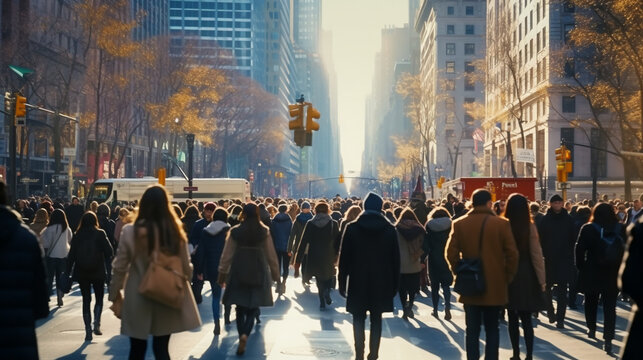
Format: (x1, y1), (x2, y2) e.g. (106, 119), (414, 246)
(109, 224), (201, 339)
(446, 206), (519, 306)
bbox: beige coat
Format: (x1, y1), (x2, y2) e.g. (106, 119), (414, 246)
(446, 207), (519, 306)
(528, 223), (546, 288)
(397, 233), (424, 274)
(109, 224), (201, 339)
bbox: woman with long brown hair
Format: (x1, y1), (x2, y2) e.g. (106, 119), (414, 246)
(218, 203), (279, 355)
(109, 185), (200, 360)
(502, 193), (546, 360)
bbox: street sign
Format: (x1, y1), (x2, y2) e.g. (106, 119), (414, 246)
(20, 177), (39, 183)
(556, 182), (572, 190)
(183, 186), (198, 191)
(515, 148), (535, 163)
(63, 147), (76, 157)
(53, 174), (69, 181)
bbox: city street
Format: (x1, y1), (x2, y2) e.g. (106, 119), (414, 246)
(37, 277), (631, 359)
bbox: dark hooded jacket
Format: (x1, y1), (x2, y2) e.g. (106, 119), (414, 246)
(296, 213), (339, 280)
(97, 215), (116, 250)
(339, 211), (400, 314)
(64, 203), (84, 232)
(270, 212), (292, 253)
(620, 219), (643, 360)
(425, 216), (454, 285)
(0, 206), (49, 360)
(194, 220), (230, 281)
(538, 207), (576, 284)
(288, 211), (313, 253)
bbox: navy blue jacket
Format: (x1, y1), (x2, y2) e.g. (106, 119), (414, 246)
(0, 206), (49, 359)
(270, 212), (292, 252)
(189, 218), (210, 247)
(194, 221), (229, 281)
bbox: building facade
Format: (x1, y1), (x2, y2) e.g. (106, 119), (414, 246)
(415, 0), (486, 181)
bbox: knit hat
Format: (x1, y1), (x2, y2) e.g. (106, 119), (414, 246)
(364, 192), (383, 212)
(301, 201), (311, 210)
(549, 194), (564, 203)
(411, 175), (426, 201)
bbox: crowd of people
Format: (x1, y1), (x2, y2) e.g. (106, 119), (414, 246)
(0, 180), (642, 360)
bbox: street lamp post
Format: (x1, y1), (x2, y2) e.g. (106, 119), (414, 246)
(186, 133), (195, 199)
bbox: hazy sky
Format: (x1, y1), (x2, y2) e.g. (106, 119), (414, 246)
(322, 1), (408, 174)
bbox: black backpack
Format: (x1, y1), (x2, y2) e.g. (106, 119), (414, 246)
(591, 223), (625, 266)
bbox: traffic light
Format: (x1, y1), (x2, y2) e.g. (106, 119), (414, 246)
(14, 94), (26, 118)
(555, 145), (571, 162)
(437, 176), (445, 189)
(288, 103), (304, 130)
(339, 174), (344, 184)
(4, 92), (13, 115)
(555, 145), (572, 182)
(305, 105), (320, 132)
(157, 167), (166, 186)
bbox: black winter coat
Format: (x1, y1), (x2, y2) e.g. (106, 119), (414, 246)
(621, 219), (643, 360)
(575, 222), (625, 293)
(338, 212), (400, 314)
(424, 217), (453, 286)
(98, 215), (116, 250)
(66, 228), (113, 281)
(296, 214), (339, 280)
(538, 208), (576, 284)
(0, 206), (49, 360)
(64, 204), (84, 232)
(194, 221), (229, 281)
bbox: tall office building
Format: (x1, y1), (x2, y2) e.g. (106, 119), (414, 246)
(484, 0), (622, 195)
(415, 0), (486, 180)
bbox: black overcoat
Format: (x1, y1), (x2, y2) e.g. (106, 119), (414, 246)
(538, 208), (576, 284)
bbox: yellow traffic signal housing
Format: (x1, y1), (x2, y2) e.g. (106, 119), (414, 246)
(557, 164), (568, 183)
(14, 94), (26, 118)
(157, 167), (166, 186)
(305, 105), (320, 132)
(437, 176), (445, 189)
(288, 104), (304, 130)
(339, 174), (344, 184)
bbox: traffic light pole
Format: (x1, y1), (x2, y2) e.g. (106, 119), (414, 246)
(8, 111), (16, 201)
(186, 133), (195, 199)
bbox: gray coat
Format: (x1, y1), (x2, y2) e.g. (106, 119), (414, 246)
(218, 225), (279, 308)
(109, 224), (201, 339)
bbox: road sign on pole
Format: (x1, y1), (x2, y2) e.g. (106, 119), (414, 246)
(183, 186), (198, 192)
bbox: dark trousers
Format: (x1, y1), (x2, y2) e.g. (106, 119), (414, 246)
(277, 251), (290, 281)
(546, 282), (568, 325)
(236, 306), (259, 337)
(353, 311), (383, 360)
(129, 335), (170, 360)
(568, 271), (579, 307)
(191, 277), (204, 304)
(46, 257), (67, 301)
(420, 257), (430, 289)
(507, 310), (534, 358)
(399, 272), (420, 309)
(464, 305), (501, 360)
(585, 289), (618, 341)
(317, 277), (332, 306)
(78, 279), (104, 330)
(431, 281), (452, 311)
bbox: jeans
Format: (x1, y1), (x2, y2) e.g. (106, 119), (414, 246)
(78, 279), (104, 330)
(353, 311), (382, 360)
(236, 306), (259, 337)
(46, 257), (67, 298)
(584, 289), (618, 341)
(507, 310), (534, 358)
(129, 335), (170, 360)
(546, 282), (568, 325)
(209, 281), (222, 320)
(431, 281), (452, 311)
(277, 251), (290, 281)
(464, 305), (501, 360)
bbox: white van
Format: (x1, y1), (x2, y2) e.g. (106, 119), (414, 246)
(87, 177), (250, 204)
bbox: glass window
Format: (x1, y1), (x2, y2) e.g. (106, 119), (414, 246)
(184, 1), (198, 9)
(564, 58), (575, 77)
(465, 61), (475, 73)
(446, 43), (456, 55)
(562, 96), (576, 113)
(169, 19), (182, 27)
(447, 6), (454, 15)
(169, 9), (182, 17)
(184, 9), (198, 17)
(184, 20), (198, 27)
(444, 79), (455, 91)
(466, 6), (474, 15)
(465, 76), (475, 91)
(446, 61), (455, 73)
(465, 25), (474, 35)
(465, 43), (475, 55)
(564, 0), (575, 13)
(447, 25), (455, 34)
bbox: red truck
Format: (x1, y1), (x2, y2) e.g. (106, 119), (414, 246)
(439, 177), (537, 201)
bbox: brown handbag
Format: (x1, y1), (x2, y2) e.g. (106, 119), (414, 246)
(138, 230), (188, 309)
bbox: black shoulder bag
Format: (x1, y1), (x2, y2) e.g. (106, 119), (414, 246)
(454, 215), (489, 296)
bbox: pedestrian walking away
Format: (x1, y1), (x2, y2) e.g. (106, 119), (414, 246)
(425, 206), (454, 320)
(217, 202), (280, 356)
(447, 189), (519, 360)
(270, 203), (293, 295)
(109, 185), (201, 360)
(395, 208), (425, 320)
(620, 214), (643, 359)
(40, 208), (73, 307)
(502, 194), (546, 360)
(339, 192), (400, 360)
(66, 211), (114, 341)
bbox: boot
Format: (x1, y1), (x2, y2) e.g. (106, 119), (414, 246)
(604, 340), (612, 355)
(57, 289), (64, 307)
(85, 328), (93, 342)
(444, 308), (452, 321)
(93, 306), (103, 335)
(214, 320), (221, 336)
(237, 334), (248, 355)
(83, 311), (93, 341)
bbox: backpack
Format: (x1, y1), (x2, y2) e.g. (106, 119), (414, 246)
(591, 223), (624, 266)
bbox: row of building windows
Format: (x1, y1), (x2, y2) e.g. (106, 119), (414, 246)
(445, 43), (477, 55)
(170, 20), (252, 29)
(446, 24), (476, 35)
(446, 6), (475, 16)
(170, 1), (251, 11)
(170, 9), (251, 19)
